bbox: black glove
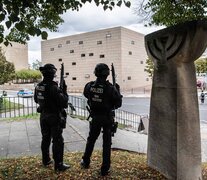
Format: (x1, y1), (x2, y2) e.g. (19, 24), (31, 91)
(63, 80), (67, 93)
(115, 83), (120, 91)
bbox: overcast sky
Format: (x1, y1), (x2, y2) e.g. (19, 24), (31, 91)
(28, 2), (164, 64)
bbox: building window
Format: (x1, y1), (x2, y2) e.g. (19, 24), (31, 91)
(58, 58), (62, 62)
(89, 53), (94, 56)
(50, 48), (54, 51)
(72, 62), (76, 65)
(66, 72), (69, 76)
(79, 41), (83, 44)
(131, 41), (135, 45)
(70, 50), (74, 53)
(140, 61), (143, 64)
(106, 33), (111, 38)
(127, 76), (131, 80)
(85, 74), (90, 78)
(97, 41), (102, 45)
(66, 40), (70, 44)
(81, 53), (86, 57)
(129, 51), (132, 55)
(72, 77), (77, 80)
(58, 44), (62, 48)
(100, 54), (105, 58)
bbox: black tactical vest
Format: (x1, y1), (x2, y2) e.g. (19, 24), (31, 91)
(88, 81), (110, 113)
(35, 82), (47, 109)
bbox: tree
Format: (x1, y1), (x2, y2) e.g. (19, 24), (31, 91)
(0, 47), (15, 84)
(135, 0), (207, 27)
(144, 57), (207, 78)
(195, 58), (207, 75)
(144, 57), (154, 78)
(15, 69), (42, 83)
(0, 0), (131, 46)
(32, 59), (42, 70)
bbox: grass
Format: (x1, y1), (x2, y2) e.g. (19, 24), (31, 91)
(0, 113), (40, 121)
(1, 150), (207, 179)
(0, 150), (167, 179)
(0, 98), (24, 113)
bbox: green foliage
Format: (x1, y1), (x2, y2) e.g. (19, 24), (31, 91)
(0, 0), (131, 45)
(144, 57), (207, 77)
(0, 96), (3, 109)
(31, 59), (42, 70)
(195, 58), (207, 75)
(0, 47), (15, 85)
(137, 0), (207, 26)
(1, 113), (40, 121)
(15, 69), (42, 82)
(0, 98), (24, 113)
(144, 57), (154, 78)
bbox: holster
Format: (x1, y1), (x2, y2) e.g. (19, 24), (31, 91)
(111, 121), (118, 137)
(59, 109), (67, 129)
(110, 112), (118, 137)
(37, 106), (42, 113)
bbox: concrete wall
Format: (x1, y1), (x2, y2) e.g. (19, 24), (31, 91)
(120, 27), (149, 91)
(41, 27), (151, 92)
(1, 42), (28, 71)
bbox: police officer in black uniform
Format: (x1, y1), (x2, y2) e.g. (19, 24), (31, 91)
(34, 64), (70, 171)
(80, 63), (122, 176)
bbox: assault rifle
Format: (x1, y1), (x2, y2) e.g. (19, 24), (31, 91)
(60, 63), (76, 111)
(59, 63), (75, 128)
(59, 63), (67, 128)
(111, 63), (118, 137)
(60, 63), (65, 91)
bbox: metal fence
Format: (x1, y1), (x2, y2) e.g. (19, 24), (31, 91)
(0, 95), (148, 132)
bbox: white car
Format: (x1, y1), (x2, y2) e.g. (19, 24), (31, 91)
(17, 89), (34, 97)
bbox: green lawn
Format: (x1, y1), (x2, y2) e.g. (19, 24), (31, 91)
(0, 98), (24, 113)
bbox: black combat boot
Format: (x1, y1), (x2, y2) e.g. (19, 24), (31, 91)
(101, 166), (110, 176)
(42, 151), (52, 166)
(54, 142), (70, 171)
(43, 159), (53, 166)
(80, 159), (90, 169)
(55, 163), (70, 171)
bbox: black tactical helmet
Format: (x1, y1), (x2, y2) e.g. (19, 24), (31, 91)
(94, 63), (110, 77)
(39, 63), (57, 77)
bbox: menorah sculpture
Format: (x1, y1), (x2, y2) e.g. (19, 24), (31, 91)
(145, 20), (207, 179)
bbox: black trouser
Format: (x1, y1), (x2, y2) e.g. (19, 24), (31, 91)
(40, 112), (64, 166)
(82, 115), (112, 171)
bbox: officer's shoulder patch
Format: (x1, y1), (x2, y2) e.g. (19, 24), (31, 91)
(36, 84), (46, 91)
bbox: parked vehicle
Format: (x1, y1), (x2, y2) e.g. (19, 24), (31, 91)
(17, 89), (33, 97)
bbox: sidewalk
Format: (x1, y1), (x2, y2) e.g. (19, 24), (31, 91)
(1, 116), (207, 163)
(0, 116), (147, 158)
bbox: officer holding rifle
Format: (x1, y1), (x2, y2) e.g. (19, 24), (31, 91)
(34, 63), (70, 172)
(80, 63), (122, 176)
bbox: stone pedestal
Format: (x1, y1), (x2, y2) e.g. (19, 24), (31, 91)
(145, 20), (207, 179)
